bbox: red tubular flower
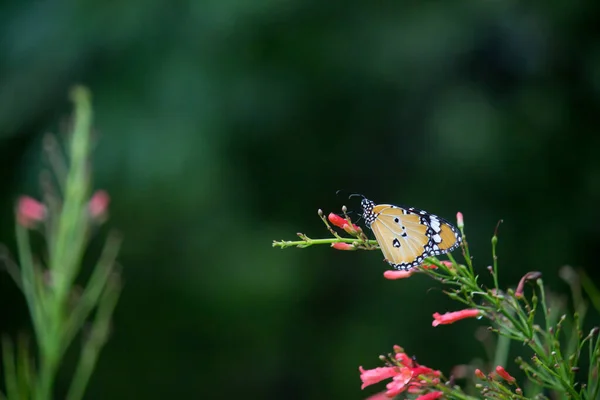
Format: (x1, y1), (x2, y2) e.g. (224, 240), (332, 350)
(359, 366), (397, 389)
(331, 242), (355, 251)
(415, 392), (443, 400)
(328, 213), (347, 229)
(328, 213), (360, 235)
(16, 196), (46, 228)
(495, 366), (516, 383)
(383, 270), (415, 280)
(411, 366), (440, 378)
(432, 309), (480, 327)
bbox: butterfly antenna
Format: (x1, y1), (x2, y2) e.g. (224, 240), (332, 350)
(345, 193), (367, 221)
(348, 193), (366, 200)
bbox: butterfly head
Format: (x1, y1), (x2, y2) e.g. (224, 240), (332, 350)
(346, 193), (376, 227)
(359, 198), (377, 227)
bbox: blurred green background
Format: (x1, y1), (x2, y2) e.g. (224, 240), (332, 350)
(1, 1), (600, 399)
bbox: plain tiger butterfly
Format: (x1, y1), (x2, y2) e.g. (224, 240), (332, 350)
(355, 196), (462, 270)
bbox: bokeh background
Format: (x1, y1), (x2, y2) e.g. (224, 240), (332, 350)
(1, 1), (600, 399)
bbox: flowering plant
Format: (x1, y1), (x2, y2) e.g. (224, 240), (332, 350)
(1, 87), (121, 400)
(273, 206), (600, 400)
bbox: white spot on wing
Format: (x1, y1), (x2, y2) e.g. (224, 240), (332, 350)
(429, 218), (441, 233)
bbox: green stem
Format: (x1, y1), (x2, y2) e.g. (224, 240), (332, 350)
(458, 227), (474, 276)
(36, 307), (64, 400)
(493, 329), (511, 368)
(16, 333), (34, 399)
(589, 335), (600, 400)
(50, 86), (92, 303)
(36, 349), (59, 400)
(66, 276), (121, 400)
(2, 337), (17, 400)
(491, 235), (499, 291)
(538, 279), (551, 336)
(15, 225), (45, 341)
(61, 233), (121, 358)
(272, 237), (378, 249)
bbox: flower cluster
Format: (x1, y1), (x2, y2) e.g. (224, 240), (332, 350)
(472, 366), (523, 398)
(360, 346), (442, 399)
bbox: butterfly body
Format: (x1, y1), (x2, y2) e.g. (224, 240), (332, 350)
(360, 198), (461, 270)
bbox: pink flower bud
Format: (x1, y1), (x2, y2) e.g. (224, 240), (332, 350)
(331, 242), (355, 251)
(16, 196), (46, 228)
(89, 190), (110, 219)
(456, 212), (464, 229)
(383, 270), (415, 280)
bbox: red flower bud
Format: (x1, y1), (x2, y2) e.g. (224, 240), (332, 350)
(495, 366), (516, 383)
(474, 369), (486, 380)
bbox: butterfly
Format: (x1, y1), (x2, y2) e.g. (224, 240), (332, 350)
(357, 196), (462, 270)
